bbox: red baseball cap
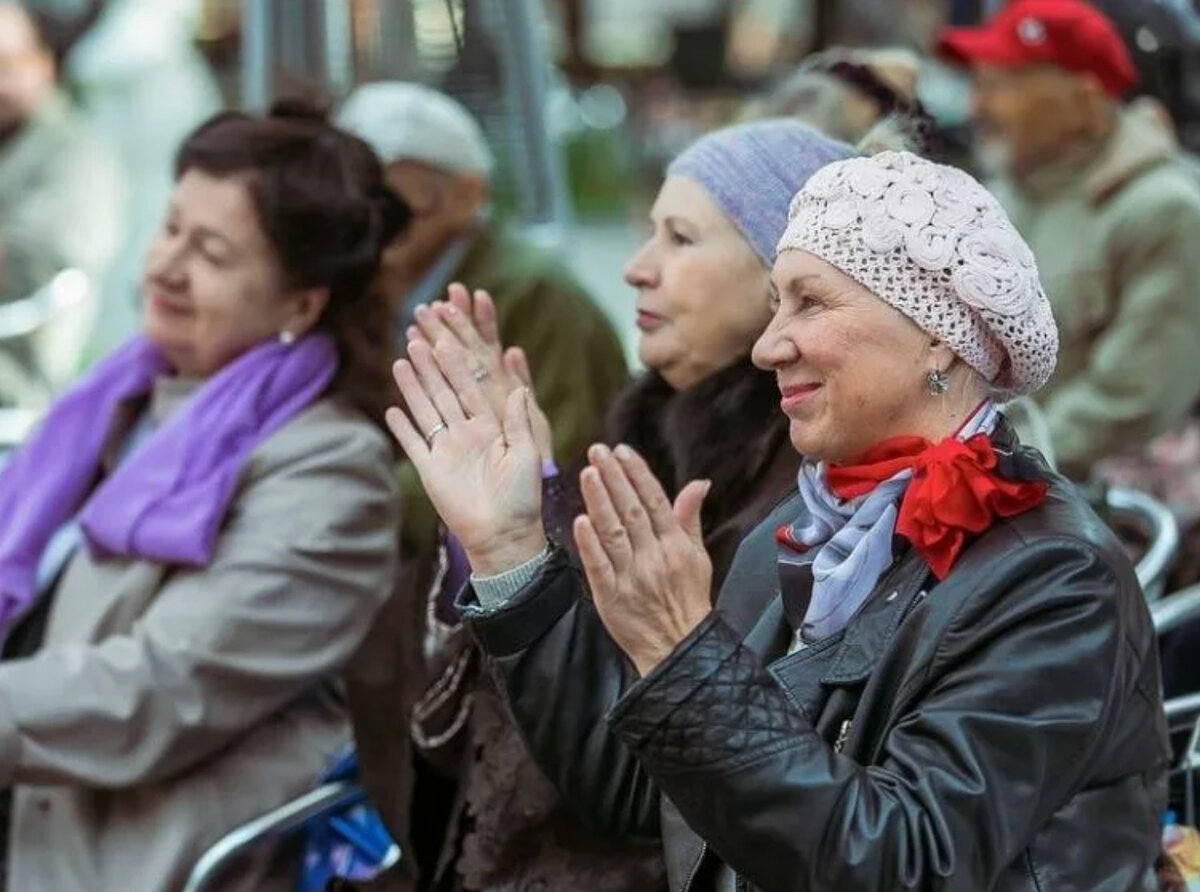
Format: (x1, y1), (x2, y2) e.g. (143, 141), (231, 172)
(937, 0), (1137, 98)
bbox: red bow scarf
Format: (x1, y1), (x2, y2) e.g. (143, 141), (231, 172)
(822, 434), (1047, 579)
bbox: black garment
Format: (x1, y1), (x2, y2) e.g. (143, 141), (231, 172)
(464, 423), (1169, 892)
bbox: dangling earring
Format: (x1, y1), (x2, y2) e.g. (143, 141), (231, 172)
(926, 368), (950, 396)
(279, 330), (296, 346)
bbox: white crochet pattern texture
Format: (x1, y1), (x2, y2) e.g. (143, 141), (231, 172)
(777, 151), (1058, 396)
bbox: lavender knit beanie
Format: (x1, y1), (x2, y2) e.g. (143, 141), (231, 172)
(667, 120), (855, 266)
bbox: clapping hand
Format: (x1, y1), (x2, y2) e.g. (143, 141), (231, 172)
(386, 336), (547, 576)
(408, 284), (553, 461)
(574, 444), (715, 676)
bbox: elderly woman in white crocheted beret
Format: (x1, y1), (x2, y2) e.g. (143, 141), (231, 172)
(388, 152), (1170, 892)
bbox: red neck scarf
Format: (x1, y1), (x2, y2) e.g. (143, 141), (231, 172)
(825, 432), (1047, 579)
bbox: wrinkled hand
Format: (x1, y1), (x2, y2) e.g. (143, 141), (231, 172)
(574, 444), (714, 676)
(409, 284), (553, 461)
(386, 337), (546, 576)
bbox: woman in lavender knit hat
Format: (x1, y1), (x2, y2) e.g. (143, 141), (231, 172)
(378, 120), (853, 891)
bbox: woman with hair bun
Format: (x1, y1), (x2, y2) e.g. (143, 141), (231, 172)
(0, 101), (409, 892)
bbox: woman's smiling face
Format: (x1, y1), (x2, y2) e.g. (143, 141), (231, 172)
(752, 249), (962, 463)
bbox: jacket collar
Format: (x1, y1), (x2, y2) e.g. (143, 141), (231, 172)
(1083, 106), (1177, 204)
(1005, 107), (1176, 205)
(393, 219), (488, 334)
(751, 413), (1052, 681)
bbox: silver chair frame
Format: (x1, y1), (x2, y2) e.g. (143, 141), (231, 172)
(1106, 486), (1181, 603)
(183, 780), (399, 892)
(0, 269), (92, 408)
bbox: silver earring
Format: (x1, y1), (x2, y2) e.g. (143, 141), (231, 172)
(279, 330), (296, 346)
(926, 369), (950, 395)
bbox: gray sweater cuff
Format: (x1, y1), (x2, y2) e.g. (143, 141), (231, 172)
(470, 547), (552, 609)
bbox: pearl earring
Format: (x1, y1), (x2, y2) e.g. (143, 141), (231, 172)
(926, 368), (950, 396)
(279, 330), (296, 346)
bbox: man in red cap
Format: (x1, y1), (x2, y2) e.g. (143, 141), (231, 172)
(940, 0), (1200, 482)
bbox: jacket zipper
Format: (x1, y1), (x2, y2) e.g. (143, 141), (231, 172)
(683, 586), (929, 891)
(834, 718), (852, 753)
(683, 843), (707, 892)
(899, 588), (928, 625)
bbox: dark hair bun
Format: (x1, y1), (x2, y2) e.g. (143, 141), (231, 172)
(268, 96), (332, 124)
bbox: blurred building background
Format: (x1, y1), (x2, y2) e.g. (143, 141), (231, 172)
(13, 0), (1200, 370)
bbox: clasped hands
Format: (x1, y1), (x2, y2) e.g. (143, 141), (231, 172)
(386, 284), (714, 675)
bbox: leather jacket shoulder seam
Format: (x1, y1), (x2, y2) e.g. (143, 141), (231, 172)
(915, 532), (1122, 699)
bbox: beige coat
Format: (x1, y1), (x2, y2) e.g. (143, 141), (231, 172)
(992, 107), (1200, 479)
(0, 378), (399, 891)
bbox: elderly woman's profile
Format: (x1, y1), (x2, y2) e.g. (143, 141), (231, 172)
(0, 101), (407, 891)
(390, 151), (1168, 891)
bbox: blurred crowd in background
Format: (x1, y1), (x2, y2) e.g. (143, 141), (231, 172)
(5, 0), (1200, 889)
(5, 0), (1200, 366)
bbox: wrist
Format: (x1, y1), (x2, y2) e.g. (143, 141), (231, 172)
(465, 528), (549, 577)
(625, 608), (712, 677)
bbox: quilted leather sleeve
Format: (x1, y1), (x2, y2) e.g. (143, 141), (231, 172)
(611, 614), (813, 772)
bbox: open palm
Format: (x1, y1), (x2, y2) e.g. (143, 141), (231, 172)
(408, 284), (553, 460)
(387, 338), (546, 575)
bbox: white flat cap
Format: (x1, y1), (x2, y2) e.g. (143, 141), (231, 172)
(336, 81), (494, 178)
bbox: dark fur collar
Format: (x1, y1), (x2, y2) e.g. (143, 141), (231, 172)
(606, 358), (793, 530)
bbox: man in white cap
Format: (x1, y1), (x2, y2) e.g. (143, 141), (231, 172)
(337, 83), (628, 889)
(336, 81), (627, 469)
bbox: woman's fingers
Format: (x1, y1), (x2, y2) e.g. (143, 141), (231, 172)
(588, 444), (656, 547)
(613, 444), (676, 537)
(393, 358), (447, 439)
(573, 514), (618, 602)
(446, 282), (473, 314)
(473, 289), (502, 346)
(579, 464), (634, 568)
(413, 303), (456, 349)
(440, 301), (496, 368)
(407, 341), (466, 424)
(433, 337), (496, 422)
(501, 387), (538, 458)
(673, 479), (712, 545)
(503, 347), (534, 389)
(384, 405), (429, 461)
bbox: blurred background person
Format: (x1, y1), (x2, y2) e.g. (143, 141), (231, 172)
(747, 46), (944, 157)
(0, 102), (406, 892)
(939, 0), (1200, 483)
(336, 82), (628, 496)
(0, 1), (122, 401)
(65, 0), (222, 358)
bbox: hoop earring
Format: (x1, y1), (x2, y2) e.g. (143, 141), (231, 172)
(926, 369), (950, 396)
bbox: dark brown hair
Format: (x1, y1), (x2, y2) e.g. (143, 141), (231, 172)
(174, 98), (411, 436)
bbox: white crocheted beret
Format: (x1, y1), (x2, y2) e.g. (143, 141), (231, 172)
(777, 151), (1058, 396)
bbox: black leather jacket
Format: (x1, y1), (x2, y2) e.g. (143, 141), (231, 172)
(463, 435), (1170, 892)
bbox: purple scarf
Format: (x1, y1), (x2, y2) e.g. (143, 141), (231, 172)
(0, 333), (338, 629)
